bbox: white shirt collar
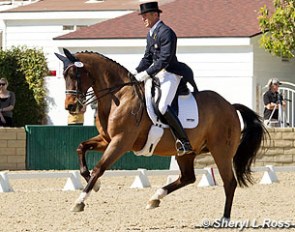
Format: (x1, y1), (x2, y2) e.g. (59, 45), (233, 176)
(149, 20), (161, 37)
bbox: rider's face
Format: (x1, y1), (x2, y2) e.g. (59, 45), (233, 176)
(141, 12), (159, 28)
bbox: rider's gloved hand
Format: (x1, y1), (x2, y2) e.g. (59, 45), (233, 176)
(135, 71), (150, 82)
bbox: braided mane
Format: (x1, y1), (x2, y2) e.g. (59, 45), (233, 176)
(77, 50), (132, 75)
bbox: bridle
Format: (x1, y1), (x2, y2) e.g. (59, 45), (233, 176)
(64, 62), (143, 108)
(56, 49), (145, 126)
(64, 62), (86, 107)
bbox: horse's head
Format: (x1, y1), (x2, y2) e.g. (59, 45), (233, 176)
(55, 48), (92, 113)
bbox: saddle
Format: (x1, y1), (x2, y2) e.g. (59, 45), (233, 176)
(134, 76), (199, 156)
(147, 76), (199, 129)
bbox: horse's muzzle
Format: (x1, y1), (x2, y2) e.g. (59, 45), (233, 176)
(66, 103), (77, 112)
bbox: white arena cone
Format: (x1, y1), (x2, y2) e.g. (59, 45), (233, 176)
(130, 169), (151, 189)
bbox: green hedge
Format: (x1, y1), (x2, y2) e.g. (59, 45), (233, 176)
(0, 46), (49, 126)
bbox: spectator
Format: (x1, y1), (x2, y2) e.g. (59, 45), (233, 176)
(263, 78), (286, 127)
(67, 104), (86, 126)
(0, 78), (16, 127)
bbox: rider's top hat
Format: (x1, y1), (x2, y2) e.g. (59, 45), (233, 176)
(139, 1), (162, 15)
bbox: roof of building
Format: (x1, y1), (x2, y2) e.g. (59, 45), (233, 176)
(3, 0), (173, 12)
(54, 0), (273, 39)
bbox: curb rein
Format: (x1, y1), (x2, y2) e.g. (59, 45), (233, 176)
(65, 63), (145, 125)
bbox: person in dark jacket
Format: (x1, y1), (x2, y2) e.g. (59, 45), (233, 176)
(135, 1), (193, 155)
(263, 78), (286, 127)
(0, 77), (15, 127)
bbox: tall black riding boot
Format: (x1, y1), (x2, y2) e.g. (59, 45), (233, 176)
(163, 106), (193, 156)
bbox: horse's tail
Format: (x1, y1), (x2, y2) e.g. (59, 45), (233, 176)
(232, 103), (269, 187)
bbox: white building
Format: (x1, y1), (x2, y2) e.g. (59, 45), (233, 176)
(1, 0), (295, 125)
(0, 0), (156, 125)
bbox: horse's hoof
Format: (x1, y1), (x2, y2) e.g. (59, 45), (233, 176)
(93, 179), (101, 192)
(71, 202), (85, 212)
(145, 200), (160, 210)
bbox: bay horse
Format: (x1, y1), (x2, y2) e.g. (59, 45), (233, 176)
(55, 48), (267, 220)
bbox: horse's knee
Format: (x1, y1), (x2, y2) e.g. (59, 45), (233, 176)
(92, 166), (106, 176)
(76, 143), (84, 154)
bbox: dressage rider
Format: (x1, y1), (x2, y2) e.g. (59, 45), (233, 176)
(134, 1), (193, 155)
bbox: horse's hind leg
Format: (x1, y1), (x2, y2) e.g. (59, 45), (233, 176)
(77, 135), (108, 183)
(213, 150), (237, 220)
(146, 154), (196, 209)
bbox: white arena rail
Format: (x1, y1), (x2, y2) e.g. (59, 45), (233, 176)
(252, 165), (295, 184)
(0, 170), (83, 192)
(0, 168), (216, 192)
(0, 165), (294, 192)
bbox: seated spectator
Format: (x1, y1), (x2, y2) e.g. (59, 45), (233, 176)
(263, 78), (286, 127)
(0, 78), (16, 127)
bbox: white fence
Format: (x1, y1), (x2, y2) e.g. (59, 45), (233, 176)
(0, 168), (216, 192)
(0, 165), (293, 193)
(279, 82), (295, 127)
(259, 81), (295, 127)
(0, 171), (83, 192)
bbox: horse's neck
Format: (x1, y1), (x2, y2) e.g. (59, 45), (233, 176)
(96, 63), (129, 87)
(92, 69), (134, 109)
(91, 56), (143, 117)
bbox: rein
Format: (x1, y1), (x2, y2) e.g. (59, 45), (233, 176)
(83, 80), (140, 106)
(64, 62), (142, 107)
(62, 53), (145, 125)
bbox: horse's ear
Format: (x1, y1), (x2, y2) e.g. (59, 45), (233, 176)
(63, 48), (78, 62)
(55, 52), (73, 71)
(54, 52), (67, 62)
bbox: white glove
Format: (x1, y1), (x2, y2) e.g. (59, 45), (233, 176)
(131, 69), (138, 75)
(135, 71), (150, 82)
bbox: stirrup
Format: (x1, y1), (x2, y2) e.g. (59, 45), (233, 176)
(175, 139), (193, 156)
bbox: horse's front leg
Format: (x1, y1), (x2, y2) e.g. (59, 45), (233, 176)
(146, 154), (196, 209)
(77, 135), (108, 182)
(72, 136), (130, 212)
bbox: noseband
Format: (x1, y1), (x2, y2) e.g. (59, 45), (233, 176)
(64, 62), (86, 106)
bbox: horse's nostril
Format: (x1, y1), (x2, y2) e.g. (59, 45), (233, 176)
(67, 104), (76, 112)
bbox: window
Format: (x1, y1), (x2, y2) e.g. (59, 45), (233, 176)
(76, 25), (87, 30)
(63, 25), (75, 31)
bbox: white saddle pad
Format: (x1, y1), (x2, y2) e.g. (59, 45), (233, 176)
(134, 93), (199, 156)
(177, 93), (199, 128)
(146, 92), (199, 129)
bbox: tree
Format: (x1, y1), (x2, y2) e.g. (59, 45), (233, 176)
(0, 46), (49, 126)
(258, 0), (295, 59)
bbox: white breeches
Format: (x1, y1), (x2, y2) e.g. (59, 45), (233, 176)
(145, 69), (181, 115)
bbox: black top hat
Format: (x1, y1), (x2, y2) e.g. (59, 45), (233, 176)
(139, 1), (162, 15)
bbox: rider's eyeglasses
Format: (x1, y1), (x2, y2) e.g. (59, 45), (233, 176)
(0, 83), (6, 86)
